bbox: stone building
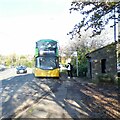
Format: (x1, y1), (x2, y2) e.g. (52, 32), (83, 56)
(86, 42), (117, 81)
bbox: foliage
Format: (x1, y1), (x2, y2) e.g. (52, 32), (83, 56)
(71, 57), (77, 76)
(5, 57), (12, 66)
(68, 0), (120, 39)
(0, 54), (34, 68)
(78, 63), (88, 76)
(71, 46), (89, 77)
(96, 73), (114, 84)
(78, 48), (88, 76)
(0, 55), (5, 64)
(118, 43), (120, 62)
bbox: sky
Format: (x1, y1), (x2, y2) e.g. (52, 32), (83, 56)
(0, 0), (83, 55)
(0, 0), (116, 56)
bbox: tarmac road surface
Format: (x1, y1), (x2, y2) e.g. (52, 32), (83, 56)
(0, 69), (120, 119)
(14, 77), (120, 119)
(0, 68), (61, 118)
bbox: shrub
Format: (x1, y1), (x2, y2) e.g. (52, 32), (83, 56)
(96, 73), (114, 84)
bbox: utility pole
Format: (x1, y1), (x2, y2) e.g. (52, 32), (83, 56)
(73, 51), (78, 77)
(114, 6), (117, 42)
(76, 51), (78, 77)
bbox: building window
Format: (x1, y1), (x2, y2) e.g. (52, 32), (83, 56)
(101, 59), (106, 73)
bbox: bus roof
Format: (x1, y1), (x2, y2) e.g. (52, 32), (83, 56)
(36, 39), (57, 43)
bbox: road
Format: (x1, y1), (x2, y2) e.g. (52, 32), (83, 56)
(0, 69), (120, 119)
(0, 68), (62, 118)
(1, 68), (34, 118)
(18, 78), (120, 119)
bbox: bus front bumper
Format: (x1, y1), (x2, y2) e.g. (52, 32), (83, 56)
(34, 68), (60, 78)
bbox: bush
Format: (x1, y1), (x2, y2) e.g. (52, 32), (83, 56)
(72, 66), (77, 77)
(115, 76), (120, 86)
(70, 63), (88, 77)
(78, 64), (87, 77)
(96, 73), (114, 84)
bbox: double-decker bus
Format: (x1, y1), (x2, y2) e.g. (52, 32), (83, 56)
(34, 39), (60, 78)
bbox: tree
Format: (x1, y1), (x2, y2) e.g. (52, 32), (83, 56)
(63, 30), (111, 76)
(67, 0), (120, 39)
(0, 55), (3, 64)
(10, 53), (17, 65)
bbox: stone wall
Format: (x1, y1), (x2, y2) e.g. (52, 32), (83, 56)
(87, 43), (117, 81)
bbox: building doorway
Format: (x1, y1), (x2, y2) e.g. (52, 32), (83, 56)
(101, 59), (106, 73)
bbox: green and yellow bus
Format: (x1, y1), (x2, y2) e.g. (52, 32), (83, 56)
(34, 39), (60, 78)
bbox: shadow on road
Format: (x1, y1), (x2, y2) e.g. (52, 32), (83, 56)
(64, 81), (120, 118)
(27, 74), (120, 119)
(1, 73), (34, 118)
(1, 72), (120, 119)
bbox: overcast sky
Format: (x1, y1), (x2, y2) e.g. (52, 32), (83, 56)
(0, 0), (83, 55)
